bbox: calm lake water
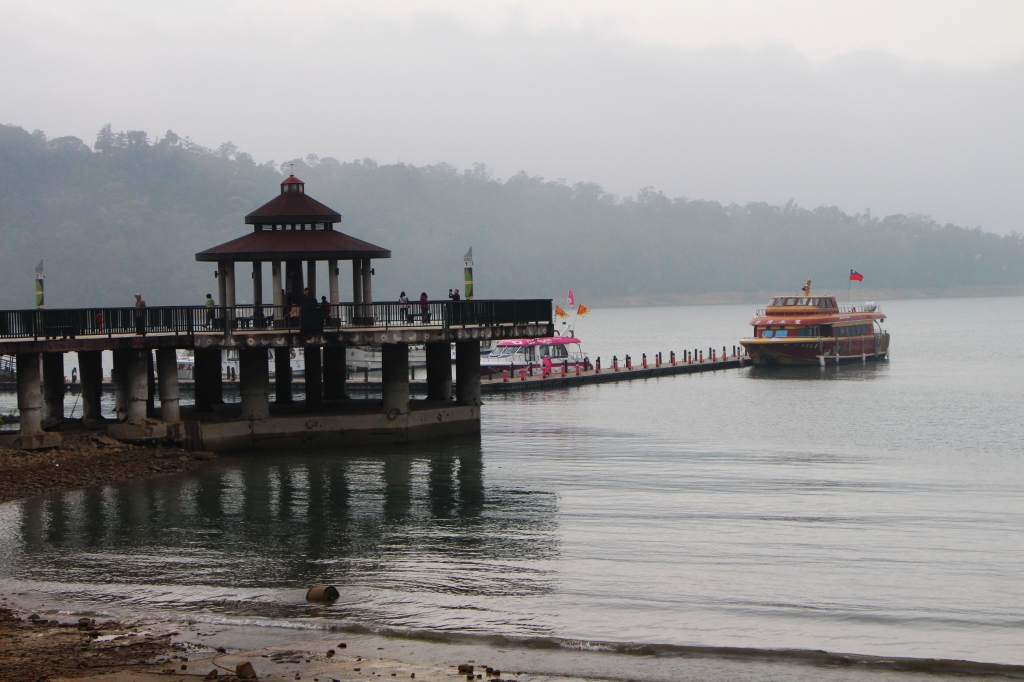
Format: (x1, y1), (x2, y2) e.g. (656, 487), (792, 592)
(2, 297), (1023, 667)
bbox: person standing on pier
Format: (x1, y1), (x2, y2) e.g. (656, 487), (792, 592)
(542, 354), (553, 378)
(205, 293), (215, 329)
(399, 292), (410, 322)
(420, 292), (430, 324)
(134, 293), (147, 335)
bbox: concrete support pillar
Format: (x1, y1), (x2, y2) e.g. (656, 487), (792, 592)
(112, 349), (130, 419)
(156, 348), (180, 422)
(42, 352), (64, 422)
(304, 346), (322, 412)
(194, 348), (223, 411)
(455, 340), (482, 407)
(223, 261), (236, 327)
(239, 349), (270, 420)
(126, 350), (148, 422)
(16, 353), (43, 435)
(78, 350), (103, 421)
(381, 344), (409, 415)
(146, 350), (156, 418)
(425, 342), (452, 401)
(323, 346), (347, 400)
(274, 348), (292, 404)
(271, 261), (283, 323)
(328, 259), (339, 305)
(306, 260), (317, 300)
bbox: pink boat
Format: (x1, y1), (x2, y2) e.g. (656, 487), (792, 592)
(479, 333), (590, 377)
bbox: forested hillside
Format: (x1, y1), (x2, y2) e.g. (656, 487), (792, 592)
(1, 123), (1022, 309)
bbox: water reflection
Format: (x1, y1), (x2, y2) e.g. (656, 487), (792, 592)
(7, 439), (559, 617)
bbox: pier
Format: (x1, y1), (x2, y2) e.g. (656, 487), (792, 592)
(0, 175), (552, 452)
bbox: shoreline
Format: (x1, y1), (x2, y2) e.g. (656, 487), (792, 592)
(0, 431), (215, 504)
(2, 592), (1023, 682)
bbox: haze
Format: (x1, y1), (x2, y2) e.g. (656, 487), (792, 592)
(2, 0), (1023, 232)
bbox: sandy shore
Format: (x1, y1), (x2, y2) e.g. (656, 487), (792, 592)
(0, 432), (215, 504)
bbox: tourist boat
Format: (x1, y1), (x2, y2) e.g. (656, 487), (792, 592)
(480, 326), (589, 377)
(739, 282), (890, 367)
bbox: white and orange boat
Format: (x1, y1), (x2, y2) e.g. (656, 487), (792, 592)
(740, 281), (890, 367)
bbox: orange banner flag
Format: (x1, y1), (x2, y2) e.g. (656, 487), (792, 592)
(555, 305), (568, 318)
(577, 304), (590, 317)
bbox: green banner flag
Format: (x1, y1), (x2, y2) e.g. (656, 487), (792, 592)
(463, 247), (473, 300)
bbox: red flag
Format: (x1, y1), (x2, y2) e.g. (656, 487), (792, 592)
(849, 270), (864, 282)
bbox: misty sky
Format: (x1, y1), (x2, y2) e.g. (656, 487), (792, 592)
(2, 0), (1023, 233)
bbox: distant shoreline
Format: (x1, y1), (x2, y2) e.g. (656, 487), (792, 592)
(589, 285), (1024, 308)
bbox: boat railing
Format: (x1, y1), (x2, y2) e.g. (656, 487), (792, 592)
(839, 302), (881, 313)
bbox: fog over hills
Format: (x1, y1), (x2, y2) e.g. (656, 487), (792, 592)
(1, 123), (1022, 310)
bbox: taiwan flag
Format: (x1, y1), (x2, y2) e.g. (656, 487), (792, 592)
(849, 270), (864, 282)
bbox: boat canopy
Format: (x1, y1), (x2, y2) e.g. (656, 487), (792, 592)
(496, 336), (581, 347)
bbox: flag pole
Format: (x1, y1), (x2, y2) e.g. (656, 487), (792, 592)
(848, 271), (851, 304)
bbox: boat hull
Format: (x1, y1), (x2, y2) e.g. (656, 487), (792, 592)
(741, 334), (890, 367)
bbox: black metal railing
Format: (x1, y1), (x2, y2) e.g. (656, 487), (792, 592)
(0, 300), (553, 340)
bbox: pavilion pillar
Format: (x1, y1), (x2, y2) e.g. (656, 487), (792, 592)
(223, 261), (236, 328)
(126, 349), (149, 422)
(361, 258), (373, 305)
(307, 261), (317, 300)
(111, 349), (130, 419)
(286, 259), (303, 304)
(156, 348), (180, 422)
(328, 259), (339, 305)
(239, 349), (270, 420)
(42, 352), (64, 422)
(78, 350), (103, 421)
(352, 260), (363, 324)
(217, 260), (227, 329)
(252, 260), (263, 318)
(455, 340), (482, 407)
(304, 346), (322, 412)
(425, 342), (452, 401)
(16, 353), (43, 435)
(323, 346), (347, 400)
(271, 261), (283, 324)
(274, 348), (292, 404)
(194, 348), (223, 411)
(381, 343), (409, 415)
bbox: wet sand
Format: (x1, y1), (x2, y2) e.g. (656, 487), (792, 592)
(0, 432), (215, 504)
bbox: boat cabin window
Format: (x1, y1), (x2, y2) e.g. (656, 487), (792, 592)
(761, 329), (773, 338)
(553, 344), (568, 358)
(785, 298), (796, 305)
(797, 298), (807, 305)
(774, 329), (788, 337)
